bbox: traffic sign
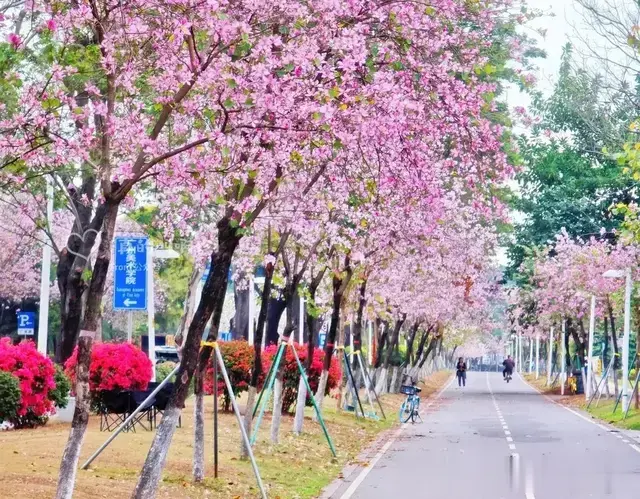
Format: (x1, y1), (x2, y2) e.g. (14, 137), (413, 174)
(219, 331), (231, 341)
(17, 311), (35, 336)
(318, 333), (326, 348)
(201, 262), (211, 282)
(114, 236), (148, 311)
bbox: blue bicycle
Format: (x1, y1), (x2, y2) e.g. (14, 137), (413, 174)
(399, 384), (422, 423)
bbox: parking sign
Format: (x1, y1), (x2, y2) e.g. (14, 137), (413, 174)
(17, 311), (35, 336)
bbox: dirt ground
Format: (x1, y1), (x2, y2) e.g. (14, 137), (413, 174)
(0, 371), (451, 498)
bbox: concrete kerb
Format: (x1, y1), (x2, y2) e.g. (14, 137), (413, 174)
(319, 372), (454, 499)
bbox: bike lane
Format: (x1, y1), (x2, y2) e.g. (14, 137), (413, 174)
(325, 372), (516, 499)
(491, 373), (640, 499)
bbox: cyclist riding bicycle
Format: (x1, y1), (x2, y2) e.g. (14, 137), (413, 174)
(502, 355), (515, 379)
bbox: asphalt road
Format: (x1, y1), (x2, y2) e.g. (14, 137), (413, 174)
(328, 372), (640, 499)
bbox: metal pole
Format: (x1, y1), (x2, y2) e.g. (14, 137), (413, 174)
(535, 335), (540, 379)
(528, 336), (534, 373)
(37, 176), (53, 355)
(248, 274), (255, 345)
(588, 355), (614, 408)
(356, 351), (377, 417)
(214, 345), (267, 499)
(359, 353), (386, 420)
(343, 350), (365, 417)
(289, 344), (337, 456)
(252, 343), (281, 418)
(622, 268), (632, 412)
(587, 295), (596, 401)
(298, 295), (304, 344)
(547, 327), (554, 386)
(127, 311), (133, 343)
(624, 369), (640, 420)
(213, 349), (218, 478)
(81, 363), (180, 469)
(147, 244), (156, 378)
(561, 320), (566, 396)
(367, 321), (373, 365)
(251, 342), (285, 444)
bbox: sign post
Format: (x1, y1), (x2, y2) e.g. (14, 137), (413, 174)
(17, 311), (36, 336)
(114, 236), (148, 339)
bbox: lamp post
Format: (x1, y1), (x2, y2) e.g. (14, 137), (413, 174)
(547, 327), (554, 386)
(149, 247), (179, 378)
(37, 177), (54, 355)
(603, 268), (632, 412)
(586, 295), (596, 401)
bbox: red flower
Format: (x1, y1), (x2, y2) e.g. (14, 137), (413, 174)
(64, 342), (152, 393)
(0, 338), (57, 418)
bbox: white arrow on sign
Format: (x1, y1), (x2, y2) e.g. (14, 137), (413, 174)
(123, 298), (137, 307)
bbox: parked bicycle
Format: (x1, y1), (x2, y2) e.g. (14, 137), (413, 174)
(399, 383), (422, 423)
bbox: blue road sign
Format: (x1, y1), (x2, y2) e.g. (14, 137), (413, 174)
(318, 333), (326, 348)
(114, 236), (148, 310)
(201, 262), (210, 282)
(17, 311), (35, 336)
(201, 262), (233, 283)
(219, 331), (232, 341)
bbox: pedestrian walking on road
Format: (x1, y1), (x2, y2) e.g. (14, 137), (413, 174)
(456, 357), (467, 387)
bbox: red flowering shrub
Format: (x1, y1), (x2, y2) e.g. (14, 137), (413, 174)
(204, 340), (258, 411)
(0, 338), (57, 428)
(262, 344), (341, 414)
(64, 342), (152, 394)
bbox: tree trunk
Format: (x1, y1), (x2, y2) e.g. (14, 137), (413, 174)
(374, 322), (388, 369)
(54, 177), (95, 365)
(406, 322), (419, 366)
(294, 277), (322, 434)
(419, 336), (439, 369)
(382, 316), (406, 370)
(231, 274), (250, 340)
(175, 268), (201, 360)
(192, 377), (205, 482)
(413, 327), (432, 368)
(270, 298), (296, 443)
(133, 217), (240, 498)
(241, 259), (274, 459)
(351, 279), (367, 369)
(56, 200), (117, 499)
(315, 256), (352, 416)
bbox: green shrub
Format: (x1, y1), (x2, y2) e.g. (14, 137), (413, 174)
(0, 371), (21, 423)
(156, 361), (178, 384)
(49, 365), (71, 409)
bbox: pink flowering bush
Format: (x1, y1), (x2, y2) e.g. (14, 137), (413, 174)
(64, 342), (152, 395)
(0, 338), (57, 428)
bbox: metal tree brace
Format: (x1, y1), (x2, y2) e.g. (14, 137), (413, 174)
(250, 338), (337, 457)
(345, 349), (386, 420)
(81, 342), (268, 499)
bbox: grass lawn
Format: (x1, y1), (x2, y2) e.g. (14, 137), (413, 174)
(0, 371), (451, 499)
(584, 400), (640, 431)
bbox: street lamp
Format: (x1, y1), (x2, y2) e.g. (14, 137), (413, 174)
(149, 247), (179, 377)
(603, 268), (632, 412)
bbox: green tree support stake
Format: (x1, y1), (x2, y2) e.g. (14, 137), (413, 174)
(343, 349), (365, 418)
(290, 343), (337, 457)
(251, 341), (286, 445)
(252, 344), (280, 418)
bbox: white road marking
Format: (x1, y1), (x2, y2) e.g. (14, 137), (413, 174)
(338, 375), (456, 499)
(488, 373), (536, 499)
(519, 373), (640, 457)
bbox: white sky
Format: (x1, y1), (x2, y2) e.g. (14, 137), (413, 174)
(495, 0), (580, 266)
(507, 0), (580, 109)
